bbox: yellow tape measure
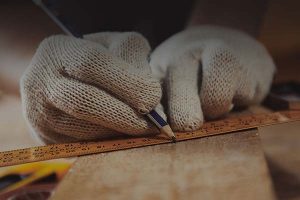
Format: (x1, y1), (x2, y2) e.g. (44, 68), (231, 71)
(1, 111), (300, 167)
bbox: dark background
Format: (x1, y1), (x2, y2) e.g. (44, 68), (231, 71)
(40, 0), (194, 47)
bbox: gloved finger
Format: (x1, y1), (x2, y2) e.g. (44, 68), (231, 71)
(234, 44), (275, 106)
(165, 55), (203, 131)
(46, 75), (159, 136)
(232, 68), (256, 107)
(84, 32), (152, 73)
(200, 43), (240, 119)
(20, 86), (78, 144)
(250, 51), (276, 104)
(42, 105), (121, 140)
(21, 79), (121, 142)
(83, 32), (119, 47)
(36, 128), (81, 144)
(55, 35), (161, 113)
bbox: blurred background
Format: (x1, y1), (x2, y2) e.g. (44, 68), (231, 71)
(0, 0), (299, 199)
(0, 0), (299, 95)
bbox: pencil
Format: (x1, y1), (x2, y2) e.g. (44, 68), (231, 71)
(75, 35), (176, 142)
(146, 110), (176, 142)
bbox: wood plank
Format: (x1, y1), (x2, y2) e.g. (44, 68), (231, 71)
(51, 129), (276, 200)
(245, 105), (300, 199)
(260, 121), (300, 200)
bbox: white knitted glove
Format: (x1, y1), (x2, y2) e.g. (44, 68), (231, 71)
(150, 25), (275, 131)
(21, 32), (162, 143)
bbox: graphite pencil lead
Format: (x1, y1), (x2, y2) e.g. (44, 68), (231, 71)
(171, 136), (177, 143)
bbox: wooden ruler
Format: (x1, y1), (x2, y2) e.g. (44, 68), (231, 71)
(1, 111), (300, 167)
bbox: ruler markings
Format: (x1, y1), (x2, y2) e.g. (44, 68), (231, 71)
(1, 111), (300, 167)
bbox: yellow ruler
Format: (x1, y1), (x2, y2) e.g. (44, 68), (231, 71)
(1, 111), (300, 167)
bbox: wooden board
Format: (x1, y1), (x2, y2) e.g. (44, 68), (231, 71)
(259, 121), (300, 200)
(50, 129), (276, 200)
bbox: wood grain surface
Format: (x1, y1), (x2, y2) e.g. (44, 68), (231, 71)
(50, 129), (276, 200)
(260, 122), (300, 200)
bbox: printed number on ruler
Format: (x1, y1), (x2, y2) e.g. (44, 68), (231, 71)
(1, 111), (300, 167)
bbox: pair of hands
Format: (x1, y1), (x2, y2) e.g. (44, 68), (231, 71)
(21, 26), (275, 143)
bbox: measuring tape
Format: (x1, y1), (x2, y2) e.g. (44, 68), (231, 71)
(1, 111), (300, 167)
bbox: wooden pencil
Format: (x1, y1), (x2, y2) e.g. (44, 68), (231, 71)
(146, 110), (176, 142)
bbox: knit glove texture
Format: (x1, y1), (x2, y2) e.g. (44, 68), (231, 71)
(21, 32), (162, 143)
(150, 25), (275, 131)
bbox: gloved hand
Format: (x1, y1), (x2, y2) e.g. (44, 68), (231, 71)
(21, 32), (163, 143)
(150, 25), (276, 131)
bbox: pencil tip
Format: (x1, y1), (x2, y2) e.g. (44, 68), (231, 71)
(171, 136), (177, 143)
(160, 125), (176, 142)
(146, 110), (177, 142)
